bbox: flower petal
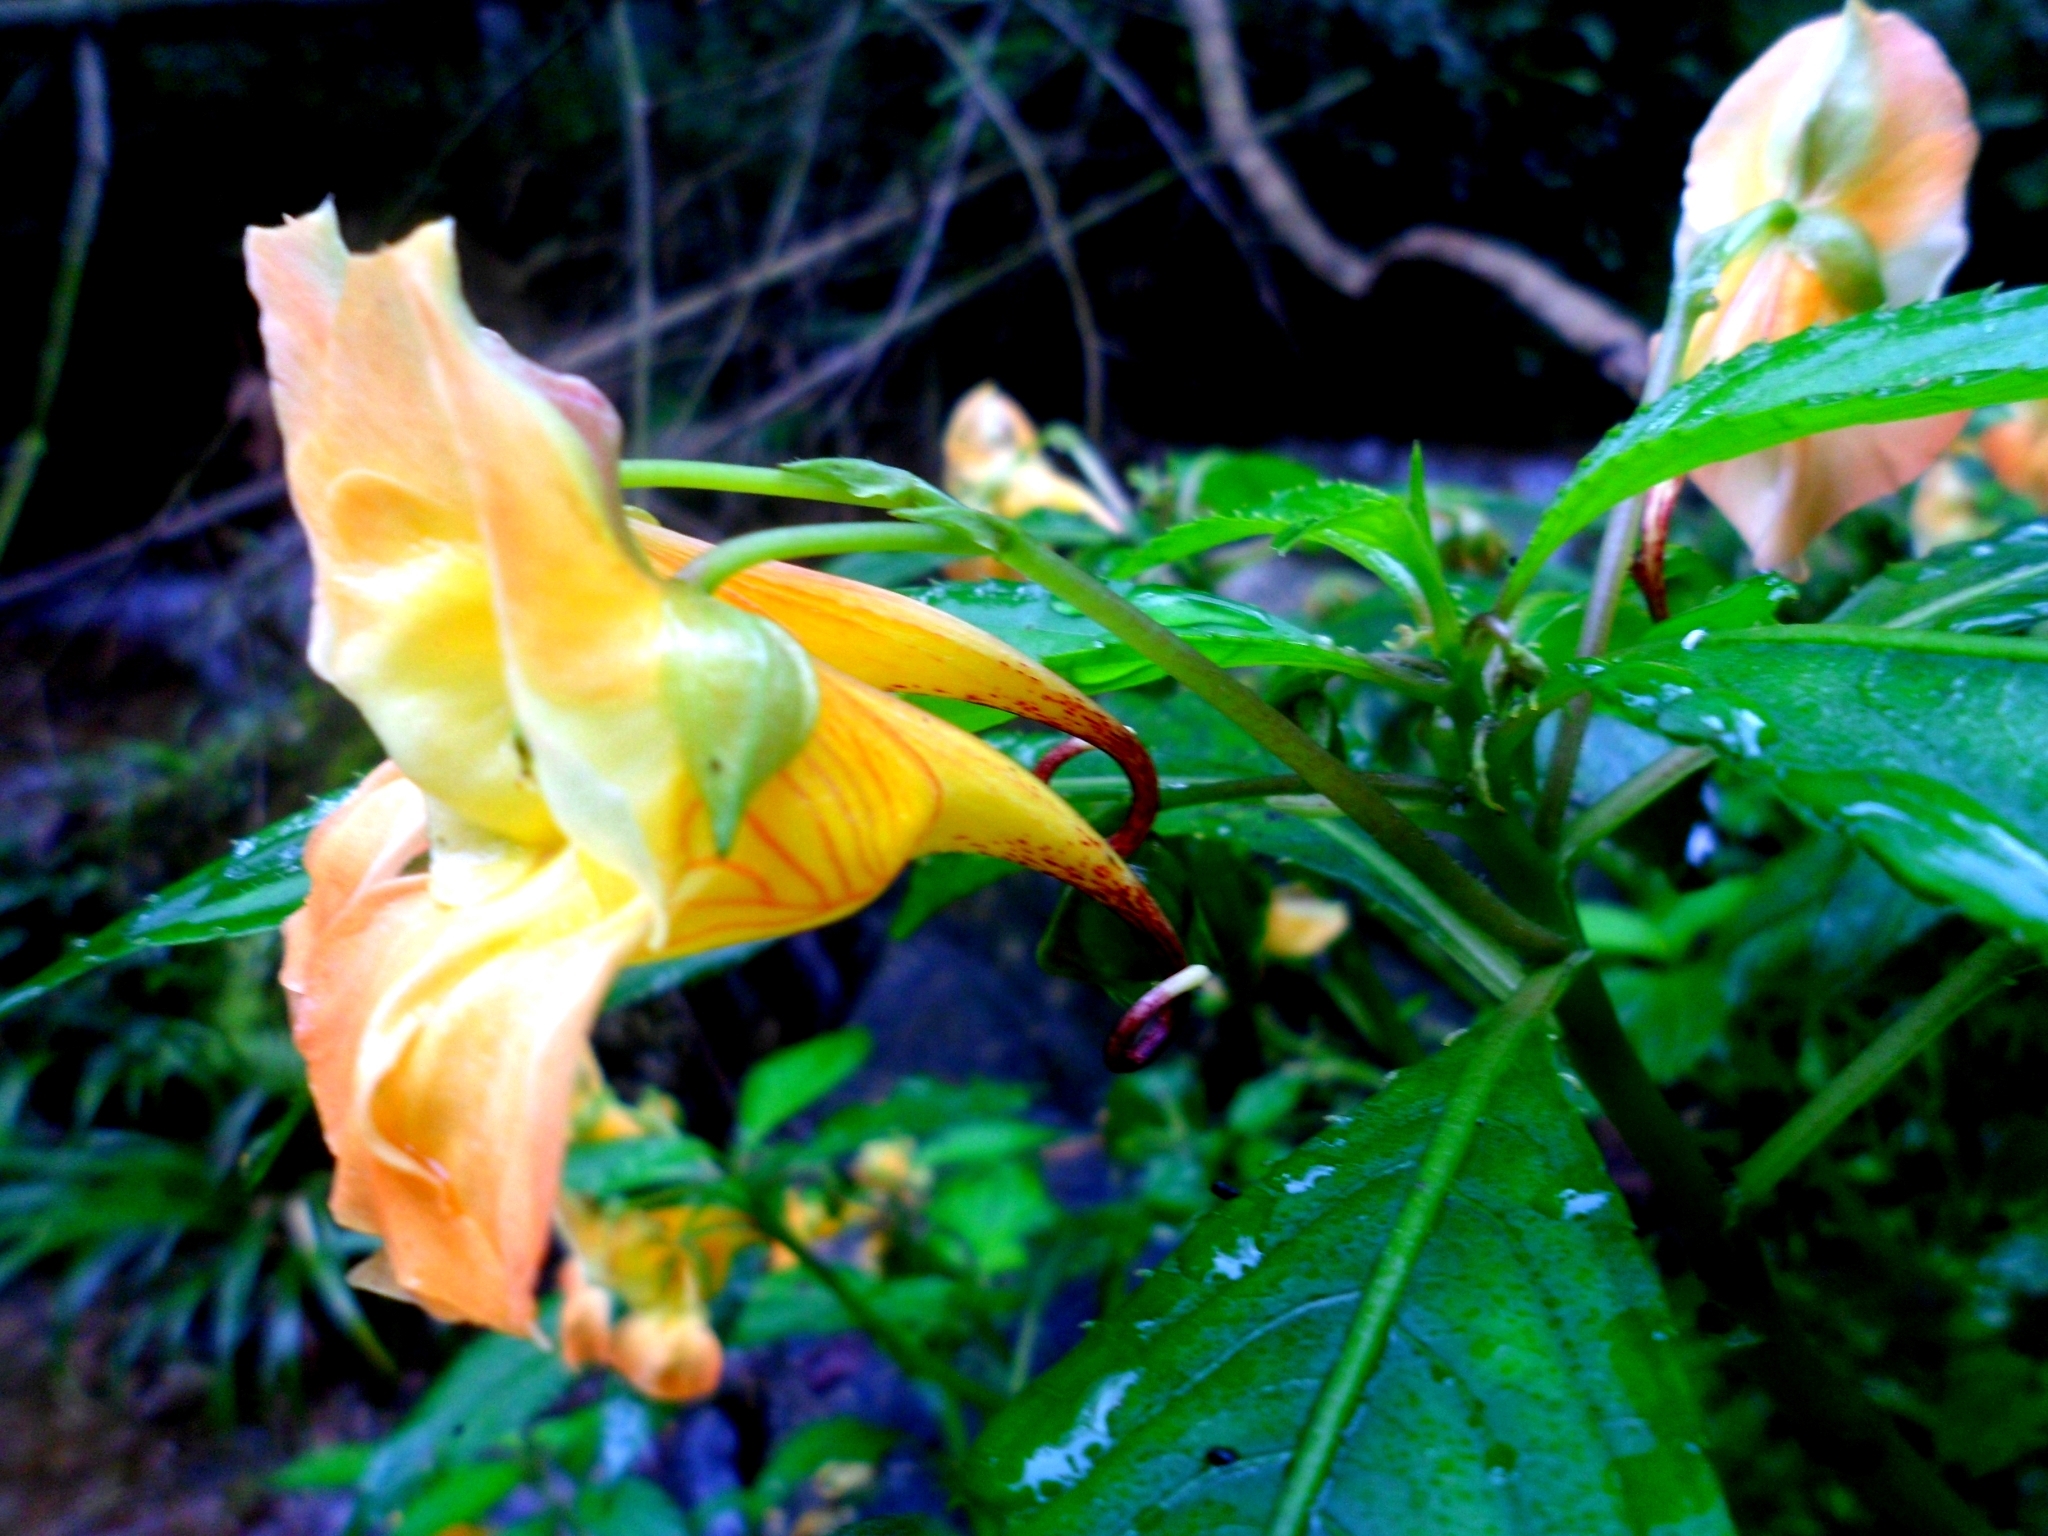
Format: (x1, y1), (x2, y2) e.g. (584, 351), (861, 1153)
(1691, 411), (1967, 573)
(347, 849), (650, 1332)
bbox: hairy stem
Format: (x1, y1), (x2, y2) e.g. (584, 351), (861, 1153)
(1265, 958), (1587, 1536)
(991, 535), (1573, 960)
(1737, 937), (2028, 1206)
(674, 521), (976, 590)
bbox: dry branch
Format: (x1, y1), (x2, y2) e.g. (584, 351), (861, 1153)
(1359, 226), (1650, 395)
(1176, 0), (1648, 393)
(894, 0), (1106, 439)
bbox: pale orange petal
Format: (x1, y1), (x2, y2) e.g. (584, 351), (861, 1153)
(1979, 402), (2048, 507)
(352, 850), (651, 1332)
(1691, 411), (1967, 572)
(280, 763), (430, 1233)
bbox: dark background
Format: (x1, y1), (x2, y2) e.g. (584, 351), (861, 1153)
(1, 0), (2045, 572)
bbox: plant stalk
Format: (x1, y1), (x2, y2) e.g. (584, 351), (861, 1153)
(753, 1198), (1007, 1414)
(0, 35), (109, 562)
(1557, 745), (1714, 866)
(1737, 937), (2027, 1205)
(990, 535), (1573, 961)
(1264, 958), (1586, 1536)
(676, 521), (976, 590)
(623, 458), (905, 507)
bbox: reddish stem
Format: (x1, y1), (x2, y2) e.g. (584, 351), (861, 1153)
(1034, 735), (1160, 855)
(1629, 478), (1682, 623)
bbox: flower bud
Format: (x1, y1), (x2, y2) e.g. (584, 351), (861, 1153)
(942, 382), (1116, 529)
(609, 1309), (724, 1403)
(1262, 884), (1352, 960)
(1675, 2), (1978, 573)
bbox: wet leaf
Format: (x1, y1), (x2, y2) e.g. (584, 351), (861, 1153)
(963, 1027), (1731, 1534)
(1508, 286), (2048, 609)
(914, 580), (1443, 695)
(1830, 518), (2048, 633)
(1585, 635), (2048, 941)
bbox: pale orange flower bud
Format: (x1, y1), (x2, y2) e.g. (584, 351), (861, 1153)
(1676, 2), (1978, 573)
(942, 382), (1117, 530)
(1262, 883), (1352, 960)
(608, 1310), (725, 1403)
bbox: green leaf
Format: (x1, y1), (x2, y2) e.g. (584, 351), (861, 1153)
(741, 1415), (897, 1516)
(889, 853), (1020, 939)
(0, 787), (349, 1022)
(272, 1441), (374, 1491)
(737, 1027), (873, 1148)
(1603, 962), (1731, 1085)
(572, 1475), (690, 1536)
(562, 1133), (727, 1200)
(732, 1269), (958, 1347)
(1505, 286), (2048, 611)
(1830, 518), (2048, 633)
(962, 998), (1731, 1534)
(930, 1158), (1060, 1273)
(913, 580), (1446, 697)
(1175, 451), (1324, 517)
(392, 1459), (527, 1536)
(664, 586), (820, 856)
(360, 1333), (573, 1506)
(811, 1077), (1031, 1159)
(1102, 514), (1295, 579)
(1584, 633), (2048, 941)
(836, 1521), (955, 1536)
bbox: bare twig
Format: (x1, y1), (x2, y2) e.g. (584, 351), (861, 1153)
(1177, 0), (1647, 391)
(548, 193), (918, 373)
(1176, 0), (1371, 294)
(0, 33), (110, 562)
(827, 2), (1008, 426)
(893, 0), (1106, 440)
(663, 71), (1367, 457)
(609, 1), (656, 449)
(1358, 226), (1650, 395)
(0, 0), (373, 22)
(679, 0), (860, 424)
(0, 473), (287, 611)
(1022, 0), (1279, 319)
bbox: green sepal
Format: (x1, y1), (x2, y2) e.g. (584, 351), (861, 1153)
(1788, 207), (1886, 314)
(661, 584), (819, 856)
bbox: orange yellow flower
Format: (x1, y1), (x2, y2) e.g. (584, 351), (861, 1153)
(1262, 884), (1351, 961)
(251, 205), (1178, 1337)
(942, 382), (1117, 530)
(1675, 1), (1978, 573)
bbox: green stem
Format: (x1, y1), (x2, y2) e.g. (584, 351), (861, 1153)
(989, 535), (1573, 961)
(1264, 957), (1587, 1536)
(754, 1200), (1007, 1414)
(1533, 491), (1644, 845)
(1050, 771), (1452, 810)
(675, 521), (976, 590)
(1736, 937), (2027, 1206)
(1557, 745), (1714, 867)
(1701, 624), (2048, 664)
(622, 458), (902, 507)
